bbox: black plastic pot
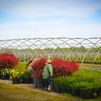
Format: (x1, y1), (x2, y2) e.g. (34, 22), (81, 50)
(79, 89), (92, 99)
(98, 87), (101, 96)
(71, 88), (80, 96)
(53, 85), (61, 93)
(59, 86), (66, 93)
(12, 77), (20, 84)
(65, 85), (72, 94)
(24, 78), (33, 84)
(0, 74), (10, 80)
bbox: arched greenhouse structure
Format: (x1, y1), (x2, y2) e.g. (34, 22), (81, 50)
(0, 37), (101, 64)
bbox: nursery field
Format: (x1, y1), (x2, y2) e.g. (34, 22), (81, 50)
(16, 62), (101, 99)
(0, 38), (101, 101)
(0, 61), (101, 101)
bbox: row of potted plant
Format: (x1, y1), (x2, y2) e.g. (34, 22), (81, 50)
(12, 70), (33, 84)
(0, 68), (33, 84)
(0, 68), (11, 80)
(53, 69), (101, 99)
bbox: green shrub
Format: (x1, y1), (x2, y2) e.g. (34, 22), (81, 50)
(53, 69), (101, 98)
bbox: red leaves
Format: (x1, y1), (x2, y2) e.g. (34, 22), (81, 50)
(66, 60), (79, 74)
(31, 58), (79, 78)
(52, 59), (79, 77)
(0, 52), (18, 69)
(31, 58), (47, 78)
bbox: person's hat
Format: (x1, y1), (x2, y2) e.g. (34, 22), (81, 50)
(46, 59), (52, 63)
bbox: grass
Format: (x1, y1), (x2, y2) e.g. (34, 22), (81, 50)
(0, 82), (72, 101)
(80, 63), (101, 68)
(0, 82), (101, 101)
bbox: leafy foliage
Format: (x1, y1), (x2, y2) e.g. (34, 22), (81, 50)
(31, 58), (79, 78)
(32, 58), (47, 78)
(0, 52), (18, 69)
(54, 69), (101, 98)
(52, 59), (79, 77)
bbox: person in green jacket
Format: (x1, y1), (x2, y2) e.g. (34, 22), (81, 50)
(42, 59), (53, 91)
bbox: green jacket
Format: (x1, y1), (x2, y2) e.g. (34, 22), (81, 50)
(42, 63), (53, 79)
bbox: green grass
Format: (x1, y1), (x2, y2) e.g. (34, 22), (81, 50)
(0, 82), (101, 101)
(0, 82), (72, 101)
(80, 63), (101, 68)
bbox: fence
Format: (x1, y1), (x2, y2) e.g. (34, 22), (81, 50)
(0, 37), (101, 63)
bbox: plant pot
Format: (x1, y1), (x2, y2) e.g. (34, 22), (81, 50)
(98, 87), (101, 96)
(20, 78), (24, 83)
(5, 74), (10, 79)
(53, 85), (61, 93)
(60, 86), (66, 93)
(71, 88), (80, 96)
(91, 91), (98, 98)
(24, 78), (33, 84)
(12, 77), (20, 84)
(65, 85), (72, 94)
(79, 89), (91, 99)
(0, 74), (7, 80)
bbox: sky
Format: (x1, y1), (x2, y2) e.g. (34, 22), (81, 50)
(0, 0), (101, 40)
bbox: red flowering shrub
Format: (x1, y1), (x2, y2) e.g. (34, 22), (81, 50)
(0, 52), (18, 69)
(31, 58), (79, 78)
(52, 59), (79, 77)
(31, 58), (47, 79)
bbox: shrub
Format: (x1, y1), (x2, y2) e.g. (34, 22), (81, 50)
(31, 58), (79, 78)
(52, 59), (79, 77)
(32, 58), (47, 79)
(54, 69), (101, 98)
(0, 52), (18, 69)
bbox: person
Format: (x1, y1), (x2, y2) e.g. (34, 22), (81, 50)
(26, 59), (33, 84)
(26, 59), (33, 71)
(42, 59), (53, 91)
(27, 58), (40, 88)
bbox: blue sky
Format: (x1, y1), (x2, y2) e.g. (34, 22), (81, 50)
(0, 0), (101, 39)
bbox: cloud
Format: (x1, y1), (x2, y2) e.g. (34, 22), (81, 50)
(0, 0), (101, 39)
(0, 0), (101, 17)
(0, 17), (101, 39)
